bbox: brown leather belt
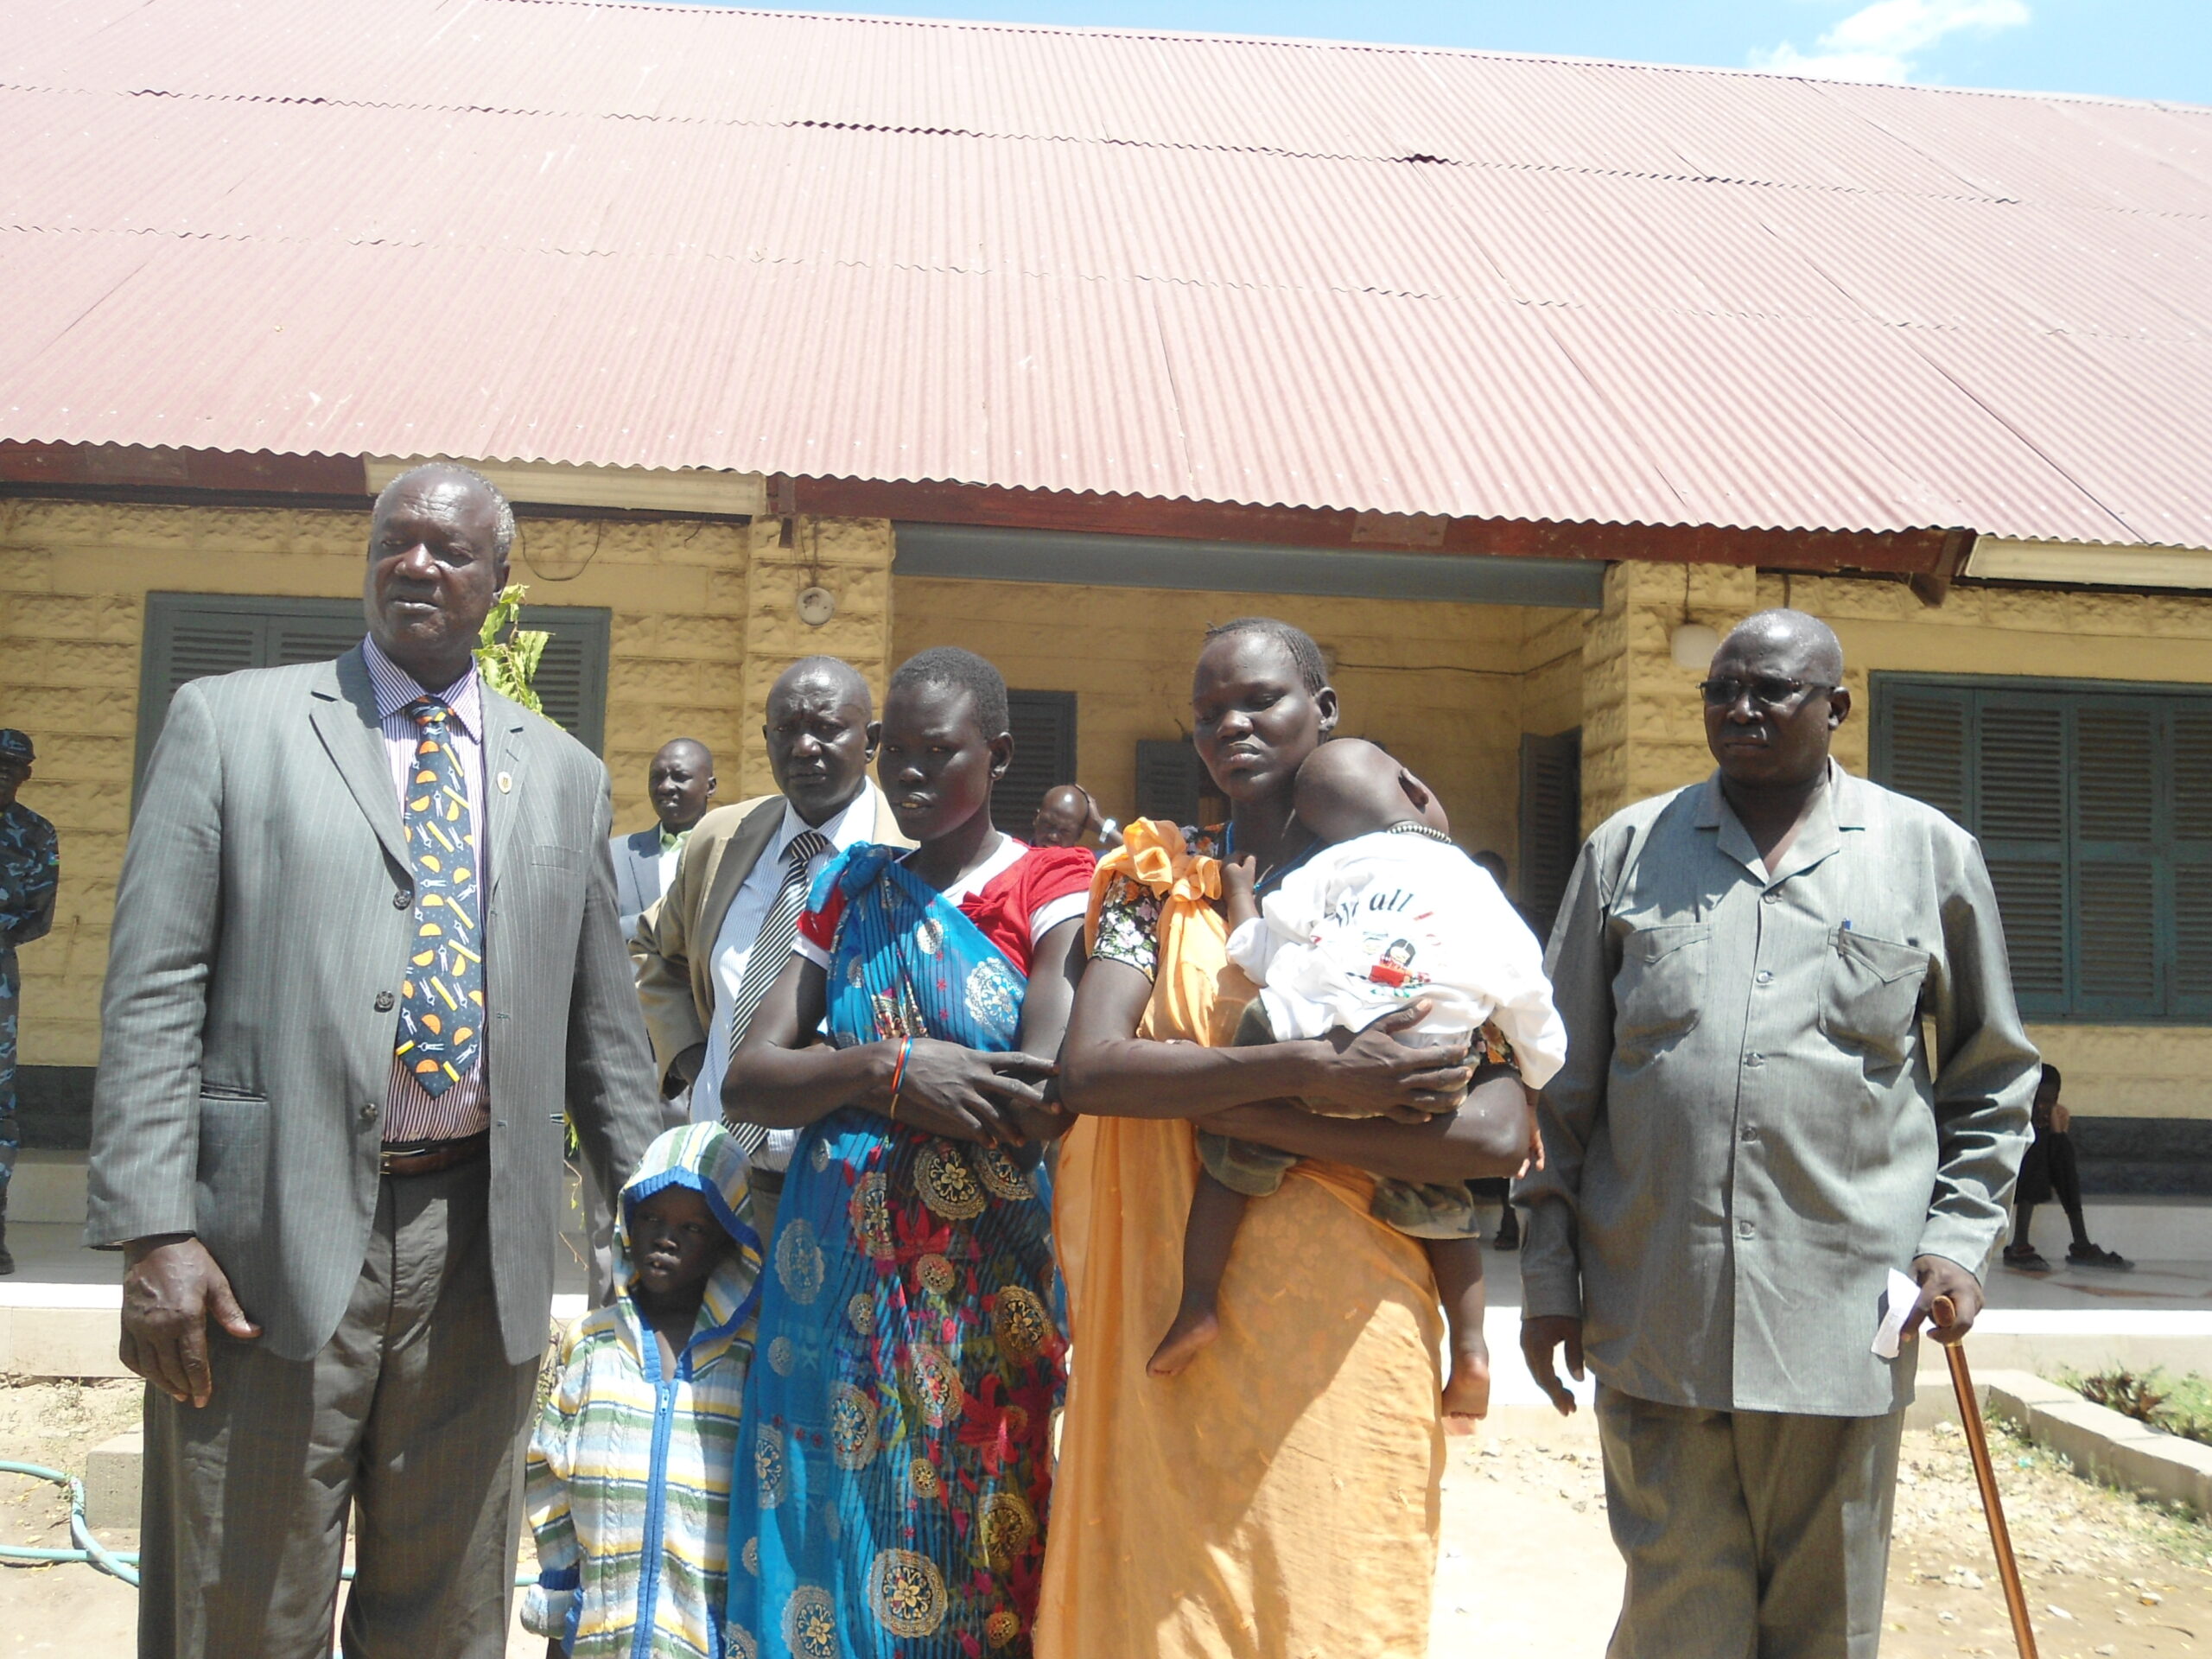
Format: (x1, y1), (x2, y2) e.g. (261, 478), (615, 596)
(379, 1130), (490, 1178)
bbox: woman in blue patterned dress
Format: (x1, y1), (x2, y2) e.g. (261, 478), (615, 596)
(720, 648), (1094, 1659)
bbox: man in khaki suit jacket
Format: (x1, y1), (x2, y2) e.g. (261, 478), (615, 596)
(632, 656), (909, 1243)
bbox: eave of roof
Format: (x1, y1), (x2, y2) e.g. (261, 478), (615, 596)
(3, 0), (2209, 550)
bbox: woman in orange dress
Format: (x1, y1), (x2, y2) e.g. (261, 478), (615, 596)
(1039, 617), (1537, 1659)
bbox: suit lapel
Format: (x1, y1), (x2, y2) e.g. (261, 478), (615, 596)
(310, 649), (408, 872)
(702, 799), (785, 947)
(873, 786), (912, 848)
(484, 690), (530, 897)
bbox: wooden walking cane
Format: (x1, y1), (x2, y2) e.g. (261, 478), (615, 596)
(1929, 1294), (2039, 1659)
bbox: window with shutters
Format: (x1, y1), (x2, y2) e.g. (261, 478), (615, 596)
(1135, 739), (1205, 829)
(136, 593), (611, 796)
(1517, 728), (1582, 941)
(1871, 674), (2212, 1022)
(991, 690), (1078, 837)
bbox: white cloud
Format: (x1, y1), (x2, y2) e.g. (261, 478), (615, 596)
(1751, 0), (2031, 84)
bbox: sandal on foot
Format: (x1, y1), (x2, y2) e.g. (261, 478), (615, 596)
(2068, 1243), (2133, 1269)
(2003, 1245), (2051, 1273)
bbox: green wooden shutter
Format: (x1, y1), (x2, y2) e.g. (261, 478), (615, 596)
(994, 690), (1078, 837)
(135, 596), (269, 788)
(140, 595), (614, 804)
(1876, 675), (2212, 1022)
(518, 604), (610, 753)
(2173, 708), (2212, 1016)
(268, 607), (369, 666)
(1517, 728), (1581, 939)
(1135, 739), (1203, 828)
(1977, 699), (2070, 1014)
(1875, 683), (1969, 825)
(2071, 702), (2160, 1014)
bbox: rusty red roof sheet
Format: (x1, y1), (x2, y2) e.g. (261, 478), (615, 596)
(3, 0), (2211, 543)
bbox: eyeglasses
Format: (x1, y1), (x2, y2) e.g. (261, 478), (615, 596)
(1697, 676), (1835, 711)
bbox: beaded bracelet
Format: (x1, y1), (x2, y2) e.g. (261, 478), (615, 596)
(887, 1038), (913, 1122)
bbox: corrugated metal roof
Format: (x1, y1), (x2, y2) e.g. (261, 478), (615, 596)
(3, 0), (2211, 543)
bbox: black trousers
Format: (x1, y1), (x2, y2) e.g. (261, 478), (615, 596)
(2015, 1127), (2082, 1212)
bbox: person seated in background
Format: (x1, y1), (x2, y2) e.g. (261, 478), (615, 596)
(2004, 1063), (2132, 1272)
(523, 1122), (762, 1659)
(1032, 781), (1120, 850)
(1150, 738), (1566, 1433)
(611, 739), (716, 945)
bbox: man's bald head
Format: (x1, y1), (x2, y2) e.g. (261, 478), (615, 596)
(1031, 784), (1099, 848)
(764, 656), (879, 826)
(648, 738), (716, 833)
(656, 737), (711, 770)
(1717, 609), (1844, 683)
(771, 656), (872, 716)
(1705, 608), (1850, 792)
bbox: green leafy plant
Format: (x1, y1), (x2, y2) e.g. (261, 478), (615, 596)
(474, 584), (555, 721)
(475, 582), (578, 1166)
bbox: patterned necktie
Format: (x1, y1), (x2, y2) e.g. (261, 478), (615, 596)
(394, 697), (483, 1099)
(724, 830), (830, 1155)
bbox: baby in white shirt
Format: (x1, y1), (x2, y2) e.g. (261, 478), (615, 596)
(1150, 739), (1567, 1429)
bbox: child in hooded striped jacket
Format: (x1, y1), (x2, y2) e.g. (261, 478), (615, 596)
(523, 1122), (764, 1658)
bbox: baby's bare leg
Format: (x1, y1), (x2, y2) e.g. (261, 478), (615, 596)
(1428, 1236), (1491, 1430)
(1149, 1172), (1250, 1376)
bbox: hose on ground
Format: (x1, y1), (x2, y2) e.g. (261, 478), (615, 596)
(0, 1460), (535, 1590)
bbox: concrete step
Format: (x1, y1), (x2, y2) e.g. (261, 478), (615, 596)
(1984, 1368), (2212, 1513)
(9, 1153), (89, 1226)
(85, 1429), (142, 1530)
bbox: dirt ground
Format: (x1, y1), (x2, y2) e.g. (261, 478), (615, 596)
(1435, 1413), (2212, 1656)
(1, 1378), (2208, 1655)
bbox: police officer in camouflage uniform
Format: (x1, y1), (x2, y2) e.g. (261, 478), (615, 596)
(0, 730), (60, 1275)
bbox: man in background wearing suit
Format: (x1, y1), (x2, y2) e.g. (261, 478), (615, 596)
(88, 463), (664, 1659)
(610, 737), (715, 944)
(584, 738), (716, 1304)
(632, 655), (906, 1243)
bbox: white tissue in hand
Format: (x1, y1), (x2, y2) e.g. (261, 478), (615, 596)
(1871, 1268), (1922, 1359)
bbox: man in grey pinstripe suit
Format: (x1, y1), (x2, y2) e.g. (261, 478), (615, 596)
(87, 463), (664, 1659)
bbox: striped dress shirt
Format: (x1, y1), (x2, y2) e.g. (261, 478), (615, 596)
(362, 637), (491, 1143)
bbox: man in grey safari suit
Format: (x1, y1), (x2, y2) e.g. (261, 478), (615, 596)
(88, 463), (663, 1659)
(1517, 609), (2037, 1658)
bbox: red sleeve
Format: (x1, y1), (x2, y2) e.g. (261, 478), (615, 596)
(958, 846), (1096, 976)
(794, 882), (849, 962)
(1017, 845), (1098, 912)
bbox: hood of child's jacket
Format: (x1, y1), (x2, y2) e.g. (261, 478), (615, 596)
(613, 1121), (764, 1361)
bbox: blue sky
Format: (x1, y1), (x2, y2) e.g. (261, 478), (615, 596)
(702, 1), (2210, 106)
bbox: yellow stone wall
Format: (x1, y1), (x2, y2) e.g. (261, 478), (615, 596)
(0, 499), (891, 1067)
(22, 500), (2212, 1125)
(1580, 561), (1763, 830)
(889, 577), (1588, 880)
(1587, 557), (2212, 1120)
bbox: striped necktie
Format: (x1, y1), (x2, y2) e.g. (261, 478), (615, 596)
(394, 698), (483, 1098)
(724, 830), (830, 1156)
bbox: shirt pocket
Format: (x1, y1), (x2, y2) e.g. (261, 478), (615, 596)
(1818, 927), (1929, 1067)
(1612, 922), (1710, 1061)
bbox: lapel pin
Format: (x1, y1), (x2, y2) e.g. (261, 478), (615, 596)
(497, 772), (514, 794)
